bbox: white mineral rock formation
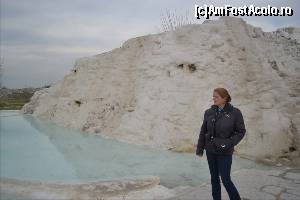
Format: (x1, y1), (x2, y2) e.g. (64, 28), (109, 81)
(21, 17), (300, 164)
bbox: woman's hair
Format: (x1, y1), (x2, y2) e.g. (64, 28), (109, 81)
(214, 87), (231, 103)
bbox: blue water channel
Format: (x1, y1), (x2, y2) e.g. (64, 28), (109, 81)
(0, 111), (271, 188)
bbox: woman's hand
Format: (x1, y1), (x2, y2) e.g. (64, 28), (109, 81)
(196, 150), (204, 157)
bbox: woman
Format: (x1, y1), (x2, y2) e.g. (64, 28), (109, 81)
(196, 87), (246, 200)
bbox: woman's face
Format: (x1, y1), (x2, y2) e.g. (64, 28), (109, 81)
(213, 91), (226, 106)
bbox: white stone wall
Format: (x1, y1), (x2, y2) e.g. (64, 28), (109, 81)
(21, 17), (300, 162)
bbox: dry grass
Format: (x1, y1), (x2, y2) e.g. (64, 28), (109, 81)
(160, 9), (199, 32)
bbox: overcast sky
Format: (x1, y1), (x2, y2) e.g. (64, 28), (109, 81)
(1, 0), (299, 88)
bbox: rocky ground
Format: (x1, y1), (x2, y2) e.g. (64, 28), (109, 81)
(2, 165), (299, 200)
(166, 167), (300, 200)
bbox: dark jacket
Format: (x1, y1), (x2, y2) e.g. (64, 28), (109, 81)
(196, 102), (246, 155)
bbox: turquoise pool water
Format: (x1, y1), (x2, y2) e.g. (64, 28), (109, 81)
(0, 111), (270, 188)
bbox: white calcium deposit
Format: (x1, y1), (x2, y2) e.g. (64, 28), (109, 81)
(21, 17), (300, 163)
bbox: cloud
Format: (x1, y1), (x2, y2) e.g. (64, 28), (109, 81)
(1, 0), (300, 88)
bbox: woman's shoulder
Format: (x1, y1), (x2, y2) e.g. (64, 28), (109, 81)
(204, 106), (216, 116)
(230, 105), (244, 118)
(230, 104), (242, 112)
(206, 103), (242, 115)
(204, 103), (243, 114)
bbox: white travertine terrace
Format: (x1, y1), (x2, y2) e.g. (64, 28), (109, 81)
(21, 16), (300, 164)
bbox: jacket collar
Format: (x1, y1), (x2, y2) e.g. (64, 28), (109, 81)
(211, 102), (233, 113)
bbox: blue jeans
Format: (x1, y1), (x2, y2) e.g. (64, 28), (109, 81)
(206, 151), (241, 200)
